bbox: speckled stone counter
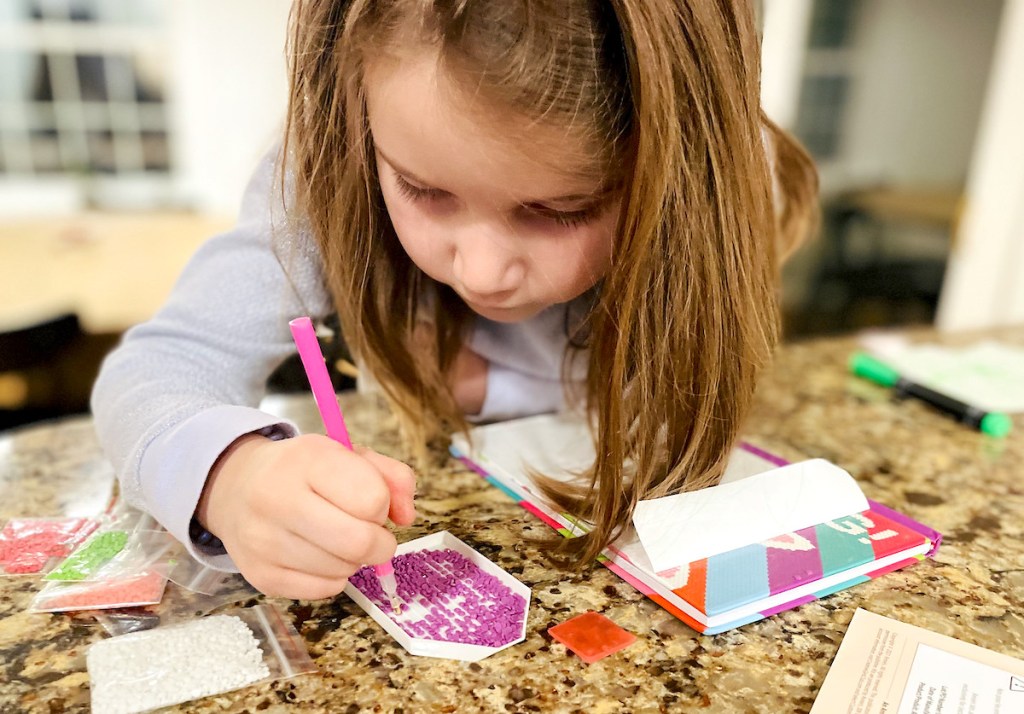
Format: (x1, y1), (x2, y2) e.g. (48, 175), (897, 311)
(1, 330), (1022, 713)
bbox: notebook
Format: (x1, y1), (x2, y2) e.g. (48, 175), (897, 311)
(450, 413), (941, 635)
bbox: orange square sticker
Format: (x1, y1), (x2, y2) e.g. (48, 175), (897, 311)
(548, 611), (637, 664)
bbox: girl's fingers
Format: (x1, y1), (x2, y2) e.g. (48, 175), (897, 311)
(286, 492), (398, 566)
(354, 447), (417, 526)
(262, 528), (361, 580)
(247, 566), (352, 601)
(307, 448), (392, 524)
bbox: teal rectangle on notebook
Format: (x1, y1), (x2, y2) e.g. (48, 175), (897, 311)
(705, 544), (770, 616)
(815, 521), (876, 576)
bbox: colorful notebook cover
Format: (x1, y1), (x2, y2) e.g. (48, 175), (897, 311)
(450, 415), (941, 635)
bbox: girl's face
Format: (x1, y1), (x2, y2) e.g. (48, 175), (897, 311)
(365, 52), (620, 323)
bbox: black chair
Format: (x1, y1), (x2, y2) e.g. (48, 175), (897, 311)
(0, 313), (83, 372)
(0, 312), (355, 431)
(0, 313), (92, 431)
(266, 313), (358, 394)
(806, 187), (957, 333)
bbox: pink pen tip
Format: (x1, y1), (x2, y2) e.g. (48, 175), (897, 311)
(374, 562), (400, 614)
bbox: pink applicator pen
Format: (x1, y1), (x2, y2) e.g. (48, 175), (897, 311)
(288, 316), (401, 613)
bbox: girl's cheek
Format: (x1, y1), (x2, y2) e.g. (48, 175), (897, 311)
(392, 217), (450, 279)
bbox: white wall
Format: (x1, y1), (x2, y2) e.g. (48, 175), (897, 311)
(760, 0), (813, 130)
(938, 0), (1024, 330)
(167, 0), (292, 216)
(837, 0), (1003, 189)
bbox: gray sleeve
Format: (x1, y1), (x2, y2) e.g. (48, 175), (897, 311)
(90, 149), (332, 569)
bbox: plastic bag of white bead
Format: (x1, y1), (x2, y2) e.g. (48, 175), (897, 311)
(87, 603), (316, 714)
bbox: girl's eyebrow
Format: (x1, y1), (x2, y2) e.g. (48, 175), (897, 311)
(524, 180), (620, 209)
(523, 189), (611, 209)
(376, 147), (436, 188)
(375, 146), (611, 206)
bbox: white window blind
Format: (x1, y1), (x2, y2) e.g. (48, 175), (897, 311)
(0, 0), (171, 210)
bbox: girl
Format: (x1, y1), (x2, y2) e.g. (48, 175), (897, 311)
(93, 0), (817, 601)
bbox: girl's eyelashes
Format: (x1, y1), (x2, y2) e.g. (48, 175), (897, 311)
(392, 169), (603, 229)
(393, 172), (449, 202)
(524, 204), (602, 229)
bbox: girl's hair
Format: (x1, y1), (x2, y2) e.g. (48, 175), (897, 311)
(285, 0), (817, 566)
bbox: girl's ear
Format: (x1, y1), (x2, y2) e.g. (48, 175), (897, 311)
(761, 115), (819, 264)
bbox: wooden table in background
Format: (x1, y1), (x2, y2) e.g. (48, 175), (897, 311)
(0, 211), (232, 334)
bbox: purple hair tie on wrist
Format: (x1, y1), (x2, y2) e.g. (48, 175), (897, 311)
(189, 516), (224, 552)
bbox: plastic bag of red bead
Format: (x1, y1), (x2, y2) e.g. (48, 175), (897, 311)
(28, 528), (182, 613)
(0, 516), (98, 576)
(29, 568), (171, 613)
(345, 530), (531, 661)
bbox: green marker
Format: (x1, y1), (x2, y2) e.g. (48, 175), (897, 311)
(850, 352), (1012, 437)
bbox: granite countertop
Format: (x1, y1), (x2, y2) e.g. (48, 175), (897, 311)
(1, 330), (1022, 713)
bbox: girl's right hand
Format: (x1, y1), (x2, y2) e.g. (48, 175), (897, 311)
(195, 433), (416, 600)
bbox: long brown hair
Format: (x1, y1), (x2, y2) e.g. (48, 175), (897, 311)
(284, 0), (818, 565)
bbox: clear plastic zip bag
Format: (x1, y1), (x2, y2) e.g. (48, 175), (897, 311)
(45, 528), (177, 582)
(167, 548), (259, 600)
(29, 568), (170, 613)
(0, 516), (98, 575)
(86, 602), (317, 714)
(29, 529), (181, 613)
(89, 544), (259, 636)
(92, 607), (162, 636)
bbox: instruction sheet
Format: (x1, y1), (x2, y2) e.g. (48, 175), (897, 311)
(811, 609), (1024, 714)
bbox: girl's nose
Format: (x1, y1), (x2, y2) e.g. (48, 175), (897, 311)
(451, 224), (526, 296)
